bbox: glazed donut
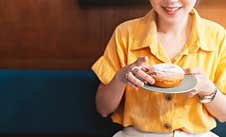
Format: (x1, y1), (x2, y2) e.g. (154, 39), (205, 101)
(148, 64), (185, 88)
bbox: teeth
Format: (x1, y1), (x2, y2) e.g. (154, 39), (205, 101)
(164, 7), (180, 12)
(165, 7), (179, 11)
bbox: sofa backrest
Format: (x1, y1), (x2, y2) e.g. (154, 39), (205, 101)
(0, 70), (121, 136)
(0, 70), (225, 136)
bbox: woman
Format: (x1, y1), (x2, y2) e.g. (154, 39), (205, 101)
(92, 0), (226, 136)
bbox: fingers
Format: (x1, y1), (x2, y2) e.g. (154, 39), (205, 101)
(127, 81), (139, 91)
(185, 89), (199, 98)
(133, 56), (148, 67)
(123, 66), (155, 91)
(124, 56), (153, 90)
(126, 71), (144, 88)
(123, 57), (155, 90)
(183, 68), (203, 98)
(184, 68), (204, 75)
(183, 68), (214, 98)
(132, 66), (155, 85)
(141, 64), (153, 72)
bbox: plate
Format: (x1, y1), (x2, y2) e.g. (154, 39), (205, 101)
(143, 75), (197, 94)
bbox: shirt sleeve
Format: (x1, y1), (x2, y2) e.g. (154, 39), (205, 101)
(214, 31), (226, 94)
(91, 26), (127, 85)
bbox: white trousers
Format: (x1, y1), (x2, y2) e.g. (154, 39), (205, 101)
(113, 127), (219, 137)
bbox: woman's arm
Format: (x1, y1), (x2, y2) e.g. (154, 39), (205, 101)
(204, 90), (226, 122)
(185, 68), (226, 122)
(96, 76), (126, 117)
(95, 57), (154, 117)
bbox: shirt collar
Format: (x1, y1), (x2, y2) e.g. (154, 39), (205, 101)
(185, 9), (215, 54)
(130, 9), (215, 53)
(131, 9), (157, 51)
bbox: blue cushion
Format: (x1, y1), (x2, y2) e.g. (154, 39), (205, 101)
(0, 70), (225, 136)
(212, 120), (226, 137)
(0, 70), (121, 136)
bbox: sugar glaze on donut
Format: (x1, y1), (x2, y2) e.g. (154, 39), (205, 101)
(148, 64), (185, 88)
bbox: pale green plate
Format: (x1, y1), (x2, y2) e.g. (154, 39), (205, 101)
(143, 75), (197, 94)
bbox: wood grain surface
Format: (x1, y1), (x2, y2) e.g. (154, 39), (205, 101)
(0, 0), (225, 69)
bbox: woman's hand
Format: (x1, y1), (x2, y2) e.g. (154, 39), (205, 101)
(116, 56), (155, 90)
(184, 68), (226, 122)
(184, 68), (216, 98)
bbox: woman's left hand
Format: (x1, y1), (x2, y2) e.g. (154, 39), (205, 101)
(184, 68), (216, 98)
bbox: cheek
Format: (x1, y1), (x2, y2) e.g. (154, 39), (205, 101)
(150, 0), (160, 7)
(184, 0), (197, 8)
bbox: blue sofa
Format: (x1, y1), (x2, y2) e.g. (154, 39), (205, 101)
(0, 70), (121, 137)
(0, 70), (225, 137)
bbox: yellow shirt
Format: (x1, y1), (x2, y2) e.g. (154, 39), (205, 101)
(92, 9), (226, 133)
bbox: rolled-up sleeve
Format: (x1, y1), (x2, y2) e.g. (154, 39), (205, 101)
(91, 26), (127, 85)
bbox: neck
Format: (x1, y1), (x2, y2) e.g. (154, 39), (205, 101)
(156, 15), (191, 36)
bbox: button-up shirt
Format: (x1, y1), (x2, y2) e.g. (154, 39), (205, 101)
(92, 9), (226, 133)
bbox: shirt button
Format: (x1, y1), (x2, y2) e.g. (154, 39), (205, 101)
(165, 94), (173, 101)
(164, 123), (171, 129)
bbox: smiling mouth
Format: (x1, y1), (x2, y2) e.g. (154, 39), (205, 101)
(162, 7), (182, 15)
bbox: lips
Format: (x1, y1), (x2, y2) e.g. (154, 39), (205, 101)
(162, 6), (182, 16)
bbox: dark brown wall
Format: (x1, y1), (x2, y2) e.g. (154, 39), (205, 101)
(0, 0), (225, 70)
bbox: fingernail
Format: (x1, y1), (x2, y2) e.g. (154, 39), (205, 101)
(149, 79), (155, 84)
(141, 83), (145, 87)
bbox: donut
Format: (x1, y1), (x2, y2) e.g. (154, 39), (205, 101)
(147, 64), (185, 88)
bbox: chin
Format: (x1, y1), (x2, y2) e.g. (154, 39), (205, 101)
(157, 10), (189, 23)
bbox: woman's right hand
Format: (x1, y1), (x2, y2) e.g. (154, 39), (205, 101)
(116, 56), (155, 90)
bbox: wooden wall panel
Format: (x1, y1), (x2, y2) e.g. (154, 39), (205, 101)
(0, 0), (225, 70)
(197, 1), (226, 28)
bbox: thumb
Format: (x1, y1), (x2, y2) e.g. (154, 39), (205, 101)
(133, 56), (148, 66)
(184, 68), (203, 75)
